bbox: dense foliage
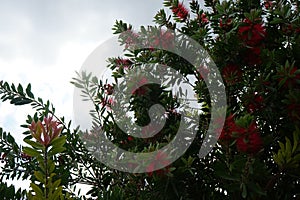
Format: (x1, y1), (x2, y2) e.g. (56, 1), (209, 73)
(1, 0), (300, 199)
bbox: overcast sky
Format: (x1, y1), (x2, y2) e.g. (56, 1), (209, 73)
(0, 0), (165, 191)
(0, 0), (214, 194)
(0, 0), (164, 145)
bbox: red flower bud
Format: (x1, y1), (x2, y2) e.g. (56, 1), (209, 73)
(172, 3), (189, 21)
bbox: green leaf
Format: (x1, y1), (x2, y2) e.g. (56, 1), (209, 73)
(39, 162), (46, 173)
(292, 129), (299, 153)
(30, 183), (43, 197)
(17, 84), (24, 95)
(11, 83), (16, 92)
(48, 162), (55, 174)
(48, 147), (66, 157)
(24, 139), (44, 149)
(285, 137), (292, 159)
(34, 171), (45, 184)
(26, 84), (34, 98)
(11, 97), (32, 105)
(293, 154), (300, 162)
(6, 133), (15, 143)
(275, 149), (284, 165)
(270, 18), (284, 24)
(52, 179), (61, 189)
(215, 171), (240, 181)
(71, 81), (84, 89)
(51, 186), (63, 200)
(279, 141), (285, 152)
(273, 154), (281, 166)
(23, 147), (41, 158)
(50, 136), (66, 148)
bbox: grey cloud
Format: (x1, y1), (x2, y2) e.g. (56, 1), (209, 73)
(0, 0), (163, 66)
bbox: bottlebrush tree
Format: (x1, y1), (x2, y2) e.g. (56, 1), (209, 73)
(1, 0), (300, 199)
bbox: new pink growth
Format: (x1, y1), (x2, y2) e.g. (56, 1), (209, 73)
(28, 116), (63, 147)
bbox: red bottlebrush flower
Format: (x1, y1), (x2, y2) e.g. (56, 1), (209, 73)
(146, 162), (155, 176)
(152, 30), (175, 49)
(146, 151), (170, 176)
(238, 19), (266, 47)
(236, 122), (263, 154)
(220, 18), (233, 31)
(162, 31), (175, 49)
(120, 30), (139, 49)
(138, 77), (148, 85)
(1, 153), (6, 163)
(218, 114), (236, 140)
(154, 167), (171, 177)
(101, 97), (115, 109)
(127, 162), (138, 170)
(21, 152), (31, 160)
(1, 153), (6, 159)
(132, 87), (147, 96)
(201, 13), (209, 23)
(142, 125), (157, 138)
(172, 3), (189, 20)
(127, 136), (134, 141)
(277, 67), (300, 88)
(104, 84), (114, 95)
(131, 77), (148, 96)
(217, 114), (246, 140)
(282, 24), (294, 35)
(196, 65), (210, 80)
(264, 1), (273, 9)
(222, 64), (243, 85)
(245, 94), (264, 113)
(115, 58), (132, 70)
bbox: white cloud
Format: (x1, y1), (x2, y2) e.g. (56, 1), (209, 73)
(0, 0), (163, 133)
(0, 0), (164, 194)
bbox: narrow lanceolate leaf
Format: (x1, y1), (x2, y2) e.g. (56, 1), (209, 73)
(48, 162), (56, 174)
(48, 147), (66, 157)
(273, 154), (281, 166)
(50, 136), (66, 148)
(292, 129), (299, 153)
(30, 183), (43, 197)
(17, 84), (24, 95)
(26, 83), (35, 98)
(51, 186), (63, 200)
(6, 133), (15, 143)
(285, 137), (292, 159)
(276, 151), (284, 166)
(278, 141), (285, 152)
(39, 162), (46, 173)
(24, 139), (44, 149)
(71, 81), (85, 89)
(10, 97), (32, 105)
(34, 171), (45, 184)
(52, 179), (62, 189)
(23, 147), (41, 158)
